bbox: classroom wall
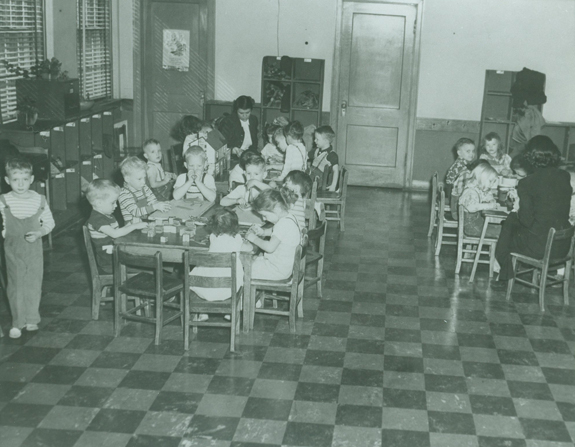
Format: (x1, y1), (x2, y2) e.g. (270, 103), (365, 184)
(214, 0), (337, 111)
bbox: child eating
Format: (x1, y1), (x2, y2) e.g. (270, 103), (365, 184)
(119, 156), (171, 224)
(142, 138), (176, 201)
(309, 125), (339, 191)
(276, 121), (308, 183)
(173, 146), (217, 202)
(220, 154), (269, 208)
(189, 209), (253, 320)
(246, 189), (301, 281)
(86, 179), (148, 274)
(1, 158), (55, 339)
(479, 132), (512, 176)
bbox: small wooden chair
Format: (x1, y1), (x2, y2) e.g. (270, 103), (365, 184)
(317, 166), (348, 231)
(166, 143), (184, 175)
(435, 185), (458, 256)
(304, 178), (318, 231)
(183, 251), (242, 352)
(428, 172), (451, 237)
(455, 205), (497, 276)
(505, 226), (575, 311)
(304, 219), (327, 298)
(248, 234), (308, 333)
(83, 226), (114, 320)
(113, 244), (184, 345)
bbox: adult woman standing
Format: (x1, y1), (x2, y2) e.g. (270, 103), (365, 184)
(492, 135), (572, 290)
(219, 95), (259, 159)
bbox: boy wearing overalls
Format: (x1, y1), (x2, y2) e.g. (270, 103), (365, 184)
(118, 156), (171, 224)
(0, 158), (54, 339)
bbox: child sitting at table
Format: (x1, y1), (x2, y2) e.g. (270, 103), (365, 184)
(142, 138), (177, 201)
(228, 148), (257, 191)
(276, 121), (308, 182)
(182, 117), (216, 176)
(446, 138), (476, 218)
(173, 146), (217, 202)
(190, 208), (253, 320)
(281, 170), (313, 230)
(261, 124), (285, 165)
(458, 163), (502, 238)
(220, 154), (269, 208)
(479, 132), (512, 176)
(86, 179), (148, 274)
(119, 156), (171, 224)
(246, 189), (301, 281)
(309, 125), (339, 192)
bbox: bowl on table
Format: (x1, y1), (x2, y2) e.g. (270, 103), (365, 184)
(498, 176), (518, 188)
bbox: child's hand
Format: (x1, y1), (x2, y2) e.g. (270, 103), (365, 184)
(245, 232), (257, 243)
(169, 172), (177, 180)
(249, 224), (264, 236)
(187, 171), (197, 184)
(25, 231), (42, 243)
(269, 181), (278, 189)
(154, 202), (171, 212)
(327, 185), (336, 192)
(134, 222), (149, 230)
(238, 198), (248, 208)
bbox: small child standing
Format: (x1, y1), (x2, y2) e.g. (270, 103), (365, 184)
(142, 138), (177, 201)
(479, 132), (512, 176)
(173, 146), (217, 201)
(445, 138), (476, 218)
(190, 209), (252, 318)
(0, 158), (55, 339)
(276, 121), (308, 182)
(119, 156), (171, 224)
(281, 170), (313, 230)
(309, 125), (339, 191)
(86, 180), (148, 274)
(246, 189), (301, 280)
(220, 154), (269, 208)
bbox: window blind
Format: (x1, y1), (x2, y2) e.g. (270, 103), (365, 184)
(0, 0), (44, 123)
(77, 0), (111, 100)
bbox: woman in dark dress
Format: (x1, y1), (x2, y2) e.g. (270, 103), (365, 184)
(218, 95), (259, 162)
(492, 135), (572, 289)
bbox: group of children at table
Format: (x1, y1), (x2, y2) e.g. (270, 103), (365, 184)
(1, 112), (340, 336)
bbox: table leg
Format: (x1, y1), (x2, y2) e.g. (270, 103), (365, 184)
(469, 217), (490, 283)
(241, 253), (252, 333)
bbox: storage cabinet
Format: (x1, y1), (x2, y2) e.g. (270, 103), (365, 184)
(260, 56), (324, 127)
(1, 101), (124, 231)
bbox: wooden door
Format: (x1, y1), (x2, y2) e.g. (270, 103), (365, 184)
(335, 2), (420, 188)
(141, 0), (213, 150)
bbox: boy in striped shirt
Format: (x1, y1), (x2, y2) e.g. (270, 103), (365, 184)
(0, 158), (54, 339)
(118, 156), (171, 224)
(86, 179), (148, 274)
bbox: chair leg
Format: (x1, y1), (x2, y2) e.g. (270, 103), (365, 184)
(340, 202), (346, 232)
(428, 204), (437, 237)
(113, 291), (123, 337)
(297, 281), (304, 319)
(435, 218), (444, 256)
(539, 266), (547, 312)
(289, 292), (297, 333)
(488, 244), (495, 278)
(455, 238), (463, 274)
(317, 260), (324, 298)
(230, 302), (236, 353)
(154, 296), (162, 345)
(92, 283), (101, 320)
(564, 260), (571, 305)
(505, 257), (517, 301)
(184, 293), (190, 351)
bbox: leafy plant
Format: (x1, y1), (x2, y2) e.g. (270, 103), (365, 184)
(17, 95), (38, 115)
(3, 60), (31, 78)
(49, 57), (62, 77)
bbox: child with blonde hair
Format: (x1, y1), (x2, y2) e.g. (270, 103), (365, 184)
(142, 138), (176, 201)
(309, 125), (339, 191)
(276, 121), (308, 182)
(173, 146), (217, 201)
(479, 132), (512, 176)
(119, 156), (171, 224)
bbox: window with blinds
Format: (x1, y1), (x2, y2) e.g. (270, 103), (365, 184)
(77, 0), (111, 100)
(0, 0), (44, 123)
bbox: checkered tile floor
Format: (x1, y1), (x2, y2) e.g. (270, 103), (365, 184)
(1, 187), (574, 447)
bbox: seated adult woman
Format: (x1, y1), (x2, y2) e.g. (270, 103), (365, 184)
(219, 95), (259, 160)
(492, 135), (572, 290)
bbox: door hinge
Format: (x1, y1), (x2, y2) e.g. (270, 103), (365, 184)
(413, 17), (417, 35)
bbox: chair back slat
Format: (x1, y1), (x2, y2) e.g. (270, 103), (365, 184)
(340, 166), (349, 199)
(188, 251), (235, 268)
(116, 245), (162, 270)
(431, 171), (438, 206)
(185, 251), (239, 291)
(83, 226), (100, 280)
(189, 276), (233, 288)
(305, 179), (318, 229)
(307, 220), (326, 243)
(553, 226), (575, 242)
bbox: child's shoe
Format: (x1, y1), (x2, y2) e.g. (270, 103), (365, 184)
(193, 313), (209, 322)
(26, 324), (39, 332)
(9, 327), (22, 339)
(224, 314), (231, 321)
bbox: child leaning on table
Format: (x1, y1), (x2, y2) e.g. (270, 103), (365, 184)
(173, 146), (217, 202)
(220, 154), (269, 208)
(245, 189), (301, 281)
(119, 156), (171, 224)
(190, 209), (253, 321)
(1, 158), (55, 339)
(86, 179), (148, 274)
(142, 138), (177, 201)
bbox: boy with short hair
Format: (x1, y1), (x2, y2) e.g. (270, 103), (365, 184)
(220, 154), (269, 207)
(310, 126), (339, 191)
(281, 170), (313, 230)
(276, 121), (308, 182)
(173, 146), (217, 201)
(86, 179), (148, 274)
(445, 138), (476, 218)
(119, 156), (171, 224)
(142, 138), (176, 201)
(0, 158), (55, 339)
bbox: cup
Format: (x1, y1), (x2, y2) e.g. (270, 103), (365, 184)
(155, 224), (164, 235)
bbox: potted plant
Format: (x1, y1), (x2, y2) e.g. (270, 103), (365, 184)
(49, 57), (62, 80)
(31, 59), (51, 80)
(17, 95), (39, 127)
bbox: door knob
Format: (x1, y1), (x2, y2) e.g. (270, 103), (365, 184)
(341, 100), (347, 117)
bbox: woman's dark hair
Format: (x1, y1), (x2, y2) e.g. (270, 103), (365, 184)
(525, 135), (561, 168)
(170, 115), (204, 142)
(206, 208), (239, 236)
(510, 153), (534, 175)
(233, 95), (255, 112)
(252, 188), (289, 213)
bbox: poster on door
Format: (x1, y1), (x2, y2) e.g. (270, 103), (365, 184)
(162, 29), (190, 72)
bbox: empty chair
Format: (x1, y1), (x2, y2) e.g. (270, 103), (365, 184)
(435, 185), (458, 256)
(317, 166), (348, 231)
(304, 218), (327, 298)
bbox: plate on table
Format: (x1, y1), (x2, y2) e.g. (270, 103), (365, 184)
(192, 217), (209, 226)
